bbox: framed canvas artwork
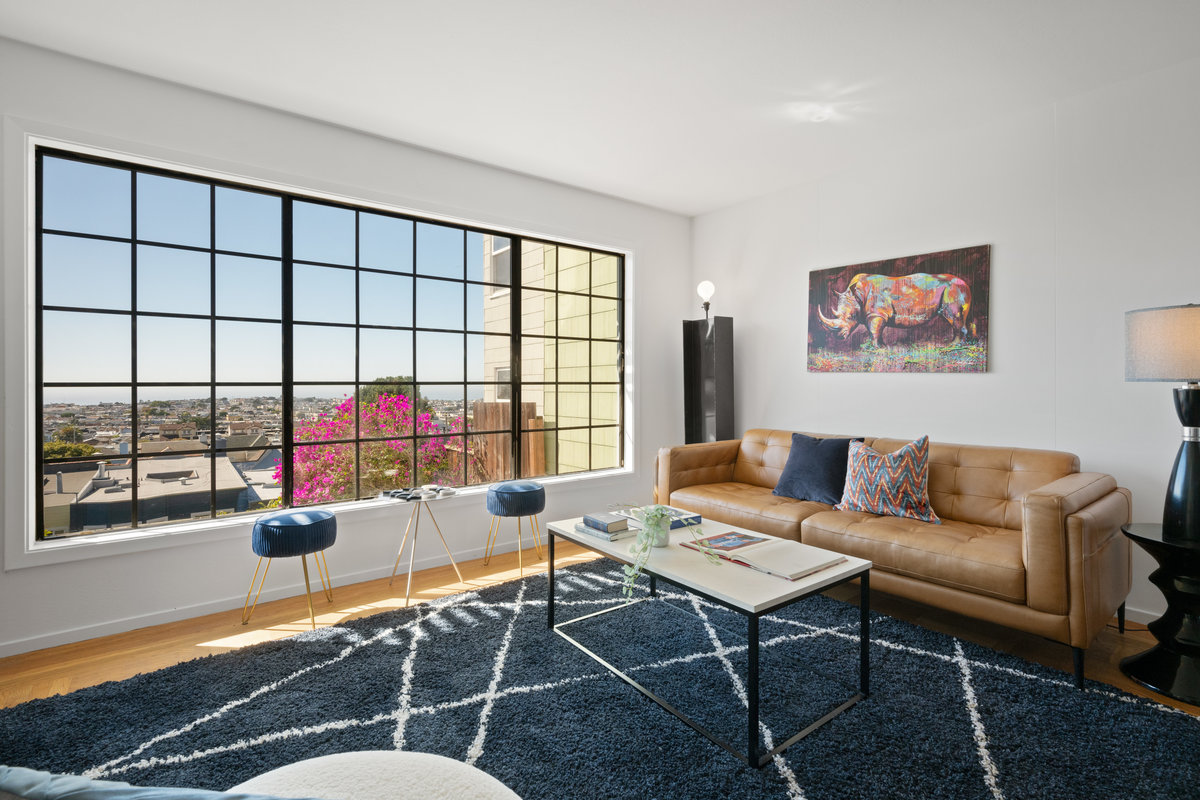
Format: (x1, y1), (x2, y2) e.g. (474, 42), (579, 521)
(807, 244), (990, 373)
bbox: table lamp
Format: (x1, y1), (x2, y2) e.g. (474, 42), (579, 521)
(1126, 304), (1200, 540)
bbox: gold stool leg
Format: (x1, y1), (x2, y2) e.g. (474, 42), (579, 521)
(301, 553), (317, 630)
(529, 515), (544, 559)
(483, 515), (499, 565)
(241, 557), (272, 625)
(517, 516), (524, 577)
(317, 549), (334, 603)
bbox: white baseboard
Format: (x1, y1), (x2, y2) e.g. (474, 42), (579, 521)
(0, 545), (504, 658)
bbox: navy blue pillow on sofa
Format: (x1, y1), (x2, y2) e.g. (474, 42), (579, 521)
(772, 433), (861, 505)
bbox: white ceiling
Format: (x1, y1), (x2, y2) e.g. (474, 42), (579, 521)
(2, 0), (1199, 216)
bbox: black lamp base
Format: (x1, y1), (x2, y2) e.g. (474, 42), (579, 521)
(1164, 385), (1200, 541)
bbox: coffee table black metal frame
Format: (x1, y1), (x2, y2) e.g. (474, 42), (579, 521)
(546, 531), (871, 769)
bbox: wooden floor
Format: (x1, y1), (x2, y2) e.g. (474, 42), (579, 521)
(1, 543), (1195, 717)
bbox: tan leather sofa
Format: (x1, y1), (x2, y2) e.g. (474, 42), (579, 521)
(655, 429), (1133, 687)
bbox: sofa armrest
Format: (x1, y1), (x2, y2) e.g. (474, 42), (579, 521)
(1022, 472), (1128, 615)
(654, 439), (741, 504)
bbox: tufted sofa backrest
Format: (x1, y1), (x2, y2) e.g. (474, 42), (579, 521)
(736, 429), (1080, 530)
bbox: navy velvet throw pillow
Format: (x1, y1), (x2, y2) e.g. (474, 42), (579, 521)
(772, 433), (860, 505)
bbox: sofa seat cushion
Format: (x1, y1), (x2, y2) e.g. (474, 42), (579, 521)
(801, 510), (1026, 603)
(670, 482), (831, 542)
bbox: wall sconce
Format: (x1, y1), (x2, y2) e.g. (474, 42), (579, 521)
(697, 280), (715, 319)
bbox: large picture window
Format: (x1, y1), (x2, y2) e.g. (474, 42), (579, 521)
(35, 147), (624, 540)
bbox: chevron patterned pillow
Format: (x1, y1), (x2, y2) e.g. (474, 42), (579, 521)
(835, 436), (941, 524)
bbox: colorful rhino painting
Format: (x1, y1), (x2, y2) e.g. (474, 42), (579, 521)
(807, 245), (989, 373)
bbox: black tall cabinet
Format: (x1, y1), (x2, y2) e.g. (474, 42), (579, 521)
(682, 316), (735, 443)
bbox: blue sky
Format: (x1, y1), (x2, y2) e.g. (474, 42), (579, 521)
(41, 155), (506, 404)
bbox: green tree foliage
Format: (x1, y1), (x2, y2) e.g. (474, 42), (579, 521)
(53, 425), (85, 444)
(43, 441), (99, 458)
(359, 376), (430, 411)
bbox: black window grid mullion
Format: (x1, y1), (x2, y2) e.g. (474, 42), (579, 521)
(409, 222), (418, 486)
(34, 152), (46, 540)
(354, 211), (361, 500)
(510, 237), (522, 480)
(281, 199), (295, 506)
(209, 183), (218, 521)
(129, 169), (140, 528)
(588, 252), (593, 472)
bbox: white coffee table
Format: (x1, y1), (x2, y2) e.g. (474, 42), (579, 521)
(546, 515), (872, 768)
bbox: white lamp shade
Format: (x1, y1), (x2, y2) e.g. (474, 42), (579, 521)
(1125, 304), (1200, 381)
(696, 281), (715, 303)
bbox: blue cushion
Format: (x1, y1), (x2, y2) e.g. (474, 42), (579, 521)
(251, 509), (337, 558)
(0, 764), (316, 800)
(486, 481), (545, 516)
(772, 433), (861, 505)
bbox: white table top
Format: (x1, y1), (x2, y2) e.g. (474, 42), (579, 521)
(547, 516), (871, 615)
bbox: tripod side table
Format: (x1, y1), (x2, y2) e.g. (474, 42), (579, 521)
(385, 490), (464, 607)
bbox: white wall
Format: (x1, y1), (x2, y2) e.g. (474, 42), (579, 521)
(693, 58), (1200, 621)
(0, 39), (692, 656)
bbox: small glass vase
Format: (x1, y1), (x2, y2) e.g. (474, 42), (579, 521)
(645, 518), (671, 548)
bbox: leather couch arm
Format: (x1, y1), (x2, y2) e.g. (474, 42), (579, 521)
(1022, 472), (1128, 615)
(654, 439), (741, 504)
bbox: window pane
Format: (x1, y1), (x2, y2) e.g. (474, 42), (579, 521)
(216, 321), (281, 382)
(467, 232), (511, 285)
(43, 235), (131, 311)
(43, 311), (130, 383)
(466, 283), (485, 331)
(137, 173), (210, 248)
(359, 382), (417, 438)
(592, 297), (619, 340)
(523, 426), (554, 478)
(558, 385), (589, 428)
(137, 316), (210, 382)
(519, 384), (548, 423)
(558, 293), (589, 338)
(42, 456), (131, 536)
(558, 340), (588, 382)
(418, 434), (464, 486)
(216, 256), (280, 319)
(468, 386), (507, 431)
(426, 386), (466, 433)
(521, 289), (554, 337)
(592, 387), (619, 426)
(42, 387), (131, 461)
(522, 241), (555, 289)
(294, 324), (355, 382)
(591, 427), (619, 470)
(557, 429), (589, 475)
(591, 341), (619, 383)
(139, 453), (229, 527)
(216, 187), (281, 256)
(416, 332), (464, 382)
(360, 213), (413, 273)
(138, 245), (209, 316)
(471, 333), (509, 384)
(416, 278), (463, 329)
(294, 201), (355, 266)
(138, 388), (213, 448)
(218, 385), (283, 448)
(466, 232), (485, 282)
(361, 440), (415, 496)
(557, 247), (589, 293)
(292, 443), (356, 506)
(592, 253), (620, 297)
(42, 157), (130, 238)
(359, 329), (413, 383)
(416, 222), (464, 278)
(520, 337), (549, 383)
(294, 264), (355, 324)
(359, 272), (412, 327)
(293, 387), (354, 442)
(469, 432), (512, 483)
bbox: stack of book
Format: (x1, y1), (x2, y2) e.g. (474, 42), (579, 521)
(574, 512), (636, 542)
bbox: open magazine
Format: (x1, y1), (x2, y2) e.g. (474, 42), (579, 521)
(681, 531), (846, 581)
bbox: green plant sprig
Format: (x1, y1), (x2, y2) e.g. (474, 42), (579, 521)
(611, 504), (721, 601)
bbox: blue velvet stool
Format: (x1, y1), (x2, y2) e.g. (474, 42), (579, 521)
(242, 508), (337, 630)
(484, 481), (546, 576)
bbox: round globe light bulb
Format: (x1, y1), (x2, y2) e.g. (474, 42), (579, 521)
(696, 281), (715, 303)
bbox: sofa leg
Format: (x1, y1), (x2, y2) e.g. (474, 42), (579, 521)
(1073, 647), (1085, 689)
(1118, 603), (1126, 634)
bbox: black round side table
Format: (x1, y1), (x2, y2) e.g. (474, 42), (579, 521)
(1120, 523), (1200, 705)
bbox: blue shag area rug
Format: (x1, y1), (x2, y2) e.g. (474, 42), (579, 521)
(1, 559), (1197, 800)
